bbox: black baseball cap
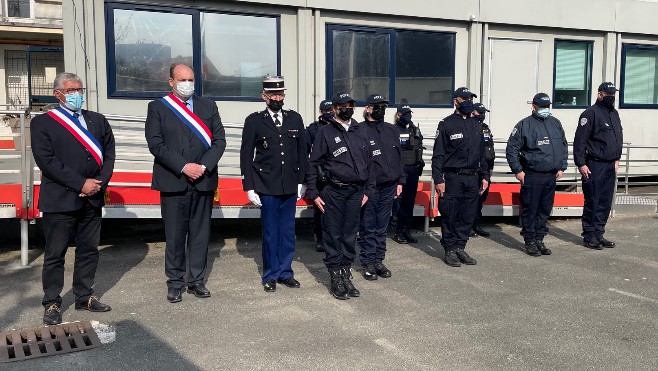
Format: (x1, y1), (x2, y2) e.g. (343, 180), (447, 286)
(366, 94), (389, 105)
(319, 100), (332, 111)
(332, 92), (356, 105)
(598, 82), (619, 94)
(473, 103), (490, 113)
(397, 105), (412, 113)
(453, 87), (477, 99)
(530, 93), (552, 107)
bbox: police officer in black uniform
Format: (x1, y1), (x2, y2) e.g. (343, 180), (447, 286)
(392, 105), (424, 244)
(432, 87), (489, 267)
(472, 102), (493, 237)
(305, 92), (374, 300)
(240, 76), (307, 293)
(573, 82), (623, 250)
(305, 99), (334, 252)
(506, 93), (568, 256)
(358, 94), (405, 280)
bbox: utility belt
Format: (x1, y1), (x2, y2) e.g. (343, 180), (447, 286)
(444, 168), (479, 176)
(329, 179), (364, 189)
(523, 168), (558, 175)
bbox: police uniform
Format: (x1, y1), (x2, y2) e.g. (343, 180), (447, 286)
(240, 77), (307, 291)
(392, 105), (424, 244)
(358, 94), (405, 280)
(432, 87), (489, 267)
(573, 82), (623, 249)
(473, 103), (494, 237)
(304, 99), (333, 251)
(305, 92), (374, 300)
(506, 93), (568, 256)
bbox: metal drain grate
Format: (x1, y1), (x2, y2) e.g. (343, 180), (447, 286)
(0, 321), (102, 363)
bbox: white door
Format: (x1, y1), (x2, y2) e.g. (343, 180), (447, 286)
(487, 39), (541, 137)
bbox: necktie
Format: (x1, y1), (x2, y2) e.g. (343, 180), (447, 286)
(73, 112), (79, 120)
(274, 113), (282, 127)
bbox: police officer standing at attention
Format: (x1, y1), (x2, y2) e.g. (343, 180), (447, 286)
(573, 82), (623, 250)
(432, 87), (489, 267)
(471, 102), (494, 237)
(304, 99), (334, 252)
(392, 104), (424, 244)
(358, 94), (404, 280)
(305, 92), (374, 300)
(506, 93), (568, 256)
(240, 76), (307, 292)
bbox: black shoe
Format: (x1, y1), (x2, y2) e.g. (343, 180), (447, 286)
(402, 229), (418, 243)
(167, 289), (183, 303)
(536, 241), (552, 255)
(341, 268), (360, 297)
(75, 296), (111, 312)
(583, 238), (603, 250)
(43, 304), (62, 325)
(363, 263), (378, 280)
(392, 233), (409, 244)
(373, 260), (392, 278)
(187, 283), (211, 298)
(444, 250), (461, 267)
(263, 280), (277, 292)
(472, 221), (490, 237)
(315, 240), (325, 252)
(329, 269), (349, 300)
(455, 249), (477, 265)
(525, 241), (542, 257)
(278, 277), (301, 288)
(598, 237), (616, 248)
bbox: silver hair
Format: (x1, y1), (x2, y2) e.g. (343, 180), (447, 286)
(53, 72), (83, 90)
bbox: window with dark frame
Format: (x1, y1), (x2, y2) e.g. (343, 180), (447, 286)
(553, 40), (593, 108)
(327, 25), (456, 107)
(105, 3), (280, 100)
(621, 44), (658, 108)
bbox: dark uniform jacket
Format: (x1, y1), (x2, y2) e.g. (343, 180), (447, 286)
(432, 112), (490, 184)
(573, 101), (623, 167)
(360, 120), (406, 185)
(505, 112), (568, 174)
(145, 95), (226, 193)
(395, 121), (424, 168)
(305, 119), (375, 199)
(240, 108), (307, 195)
(482, 123), (495, 170)
(31, 108), (116, 213)
(304, 117), (331, 154)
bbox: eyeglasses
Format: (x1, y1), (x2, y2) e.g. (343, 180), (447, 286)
(58, 88), (86, 94)
(265, 92), (285, 99)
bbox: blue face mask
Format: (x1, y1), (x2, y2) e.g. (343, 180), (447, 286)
(64, 92), (84, 111)
(399, 113), (412, 124)
(320, 112), (334, 123)
(536, 108), (551, 118)
(458, 100), (474, 115)
(474, 115), (486, 123)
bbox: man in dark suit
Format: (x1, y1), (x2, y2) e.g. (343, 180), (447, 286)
(240, 76), (307, 292)
(31, 72), (116, 325)
(145, 63), (226, 303)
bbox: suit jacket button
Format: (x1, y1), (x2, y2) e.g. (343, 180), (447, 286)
(259, 168), (262, 171)
(282, 161), (285, 164)
(281, 152), (284, 155)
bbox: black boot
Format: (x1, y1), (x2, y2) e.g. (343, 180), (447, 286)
(536, 241), (552, 255)
(315, 238), (324, 252)
(329, 269), (349, 300)
(455, 249), (477, 265)
(341, 267), (360, 297)
(392, 229), (408, 244)
(525, 241), (541, 257)
(472, 218), (490, 237)
(401, 228), (418, 243)
(444, 250), (461, 267)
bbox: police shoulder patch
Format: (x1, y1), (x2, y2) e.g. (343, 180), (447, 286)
(580, 118), (588, 126)
(511, 127), (518, 136)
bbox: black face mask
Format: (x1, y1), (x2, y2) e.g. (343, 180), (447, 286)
(475, 115), (486, 123)
(320, 112), (334, 124)
(399, 113), (412, 125)
(601, 96), (615, 109)
(371, 106), (386, 121)
(337, 107), (354, 121)
(267, 100), (284, 112)
(457, 100), (474, 115)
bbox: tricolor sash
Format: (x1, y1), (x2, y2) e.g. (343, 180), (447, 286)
(47, 107), (103, 167)
(160, 94), (212, 149)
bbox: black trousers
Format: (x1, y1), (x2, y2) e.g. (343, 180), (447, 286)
(519, 171), (556, 242)
(321, 184), (363, 271)
(476, 180), (490, 219)
(41, 203), (102, 308)
(439, 172), (479, 251)
(395, 165), (420, 232)
(358, 182), (397, 266)
(581, 160), (616, 240)
(160, 189), (213, 291)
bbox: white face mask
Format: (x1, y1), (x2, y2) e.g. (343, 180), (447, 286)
(175, 81), (194, 98)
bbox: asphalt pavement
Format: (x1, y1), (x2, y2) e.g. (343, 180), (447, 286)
(1, 205), (657, 370)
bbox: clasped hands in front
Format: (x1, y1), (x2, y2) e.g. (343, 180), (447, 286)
(79, 178), (102, 197)
(183, 163), (206, 182)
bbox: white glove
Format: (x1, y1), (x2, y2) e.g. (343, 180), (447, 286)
(247, 190), (261, 207)
(297, 184), (306, 201)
